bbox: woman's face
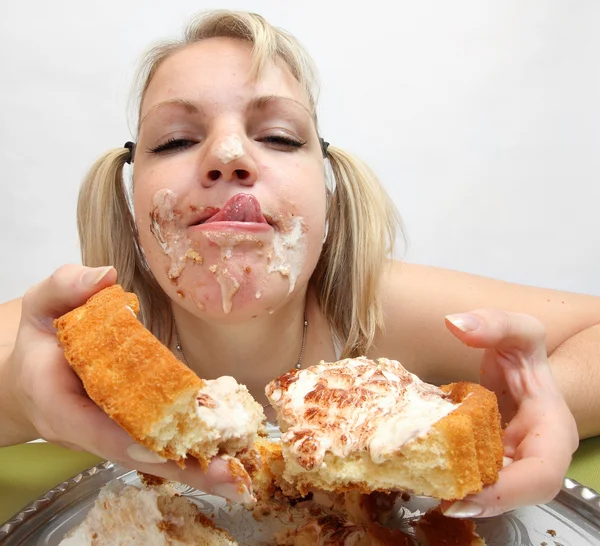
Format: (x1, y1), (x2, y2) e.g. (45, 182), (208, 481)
(133, 38), (326, 322)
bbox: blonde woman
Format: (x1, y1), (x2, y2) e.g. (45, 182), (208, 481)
(0, 10), (596, 518)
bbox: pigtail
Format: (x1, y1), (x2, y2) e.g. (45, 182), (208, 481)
(313, 145), (402, 357)
(77, 148), (172, 342)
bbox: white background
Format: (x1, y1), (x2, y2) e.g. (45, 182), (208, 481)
(1, 0), (599, 302)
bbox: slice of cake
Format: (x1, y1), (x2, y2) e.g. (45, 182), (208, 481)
(59, 480), (237, 545)
(265, 357), (503, 500)
(55, 285), (266, 470)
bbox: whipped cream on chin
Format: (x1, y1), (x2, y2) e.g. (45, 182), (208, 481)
(265, 357), (460, 469)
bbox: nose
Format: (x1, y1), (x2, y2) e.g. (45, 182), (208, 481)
(200, 134), (258, 188)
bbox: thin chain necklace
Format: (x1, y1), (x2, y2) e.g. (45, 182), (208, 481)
(173, 312), (309, 371)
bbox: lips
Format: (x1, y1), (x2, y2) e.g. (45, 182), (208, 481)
(202, 194), (268, 225)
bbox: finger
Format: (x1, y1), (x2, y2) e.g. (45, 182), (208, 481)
(42, 390), (252, 504)
(446, 309), (561, 401)
(21, 264), (117, 332)
(501, 397), (576, 452)
(118, 454), (254, 505)
(441, 401), (577, 518)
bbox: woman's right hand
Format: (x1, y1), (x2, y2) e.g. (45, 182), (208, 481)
(2, 264), (252, 504)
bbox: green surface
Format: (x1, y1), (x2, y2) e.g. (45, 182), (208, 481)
(0, 438), (599, 526)
(0, 443), (102, 526)
(566, 435), (600, 491)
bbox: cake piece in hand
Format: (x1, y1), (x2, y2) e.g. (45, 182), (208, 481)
(265, 357), (503, 500)
(55, 285), (266, 471)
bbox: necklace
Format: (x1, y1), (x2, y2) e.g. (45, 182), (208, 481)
(173, 312), (309, 371)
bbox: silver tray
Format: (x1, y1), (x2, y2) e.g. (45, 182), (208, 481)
(1, 460), (599, 545)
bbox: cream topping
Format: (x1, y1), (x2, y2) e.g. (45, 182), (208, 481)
(265, 357), (459, 469)
(196, 376), (263, 441)
(211, 134), (245, 164)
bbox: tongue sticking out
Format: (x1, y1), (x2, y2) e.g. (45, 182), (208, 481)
(204, 194), (267, 224)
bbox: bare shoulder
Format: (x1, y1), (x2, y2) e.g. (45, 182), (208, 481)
(369, 261), (600, 383)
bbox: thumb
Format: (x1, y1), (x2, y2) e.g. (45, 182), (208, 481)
(21, 264), (117, 332)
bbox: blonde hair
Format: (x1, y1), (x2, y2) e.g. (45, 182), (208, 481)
(77, 10), (402, 356)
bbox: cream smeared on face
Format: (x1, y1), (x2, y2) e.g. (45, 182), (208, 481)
(211, 134), (245, 164)
(267, 216), (307, 295)
(202, 230), (263, 314)
(149, 189), (191, 281)
(148, 189), (309, 314)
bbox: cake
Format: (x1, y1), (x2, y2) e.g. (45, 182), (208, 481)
(265, 357), (503, 500)
(59, 479), (237, 545)
(55, 285), (266, 472)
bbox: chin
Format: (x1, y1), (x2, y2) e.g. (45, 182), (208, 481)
(143, 213), (319, 319)
(162, 257), (305, 323)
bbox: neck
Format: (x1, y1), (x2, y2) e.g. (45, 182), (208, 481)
(171, 290), (309, 406)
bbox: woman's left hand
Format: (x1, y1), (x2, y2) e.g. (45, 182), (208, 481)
(440, 309), (579, 518)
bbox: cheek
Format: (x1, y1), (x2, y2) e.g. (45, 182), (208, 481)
(267, 159), (327, 227)
(132, 164), (191, 251)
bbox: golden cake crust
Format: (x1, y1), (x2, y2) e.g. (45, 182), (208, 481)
(441, 381), (504, 487)
(55, 285), (265, 470)
(55, 285), (205, 461)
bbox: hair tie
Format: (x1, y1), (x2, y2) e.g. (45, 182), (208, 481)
(319, 137), (330, 158)
(124, 141), (135, 164)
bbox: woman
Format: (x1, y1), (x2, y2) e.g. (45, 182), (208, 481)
(0, 10), (596, 518)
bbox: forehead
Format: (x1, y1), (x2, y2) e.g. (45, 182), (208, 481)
(141, 37), (309, 118)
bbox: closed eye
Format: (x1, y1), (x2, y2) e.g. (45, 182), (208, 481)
(148, 138), (196, 154)
(258, 135), (306, 149)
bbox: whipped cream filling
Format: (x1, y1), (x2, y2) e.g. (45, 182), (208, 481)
(195, 376), (260, 441)
(266, 357), (460, 470)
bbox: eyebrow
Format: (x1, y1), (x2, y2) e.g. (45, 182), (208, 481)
(139, 99), (200, 128)
(248, 95), (313, 119)
(139, 95), (313, 128)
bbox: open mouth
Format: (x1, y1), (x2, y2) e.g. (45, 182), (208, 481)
(191, 193), (270, 226)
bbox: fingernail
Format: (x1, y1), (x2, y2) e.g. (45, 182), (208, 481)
(211, 482), (255, 505)
(446, 313), (481, 333)
(81, 266), (113, 286)
(442, 501), (482, 518)
(126, 444), (167, 464)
